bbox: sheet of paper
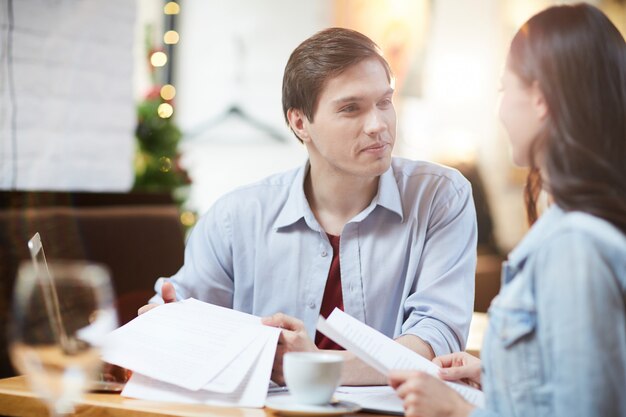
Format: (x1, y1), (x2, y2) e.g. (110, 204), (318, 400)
(122, 326), (280, 408)
(201, 327), (268, 393)
(102, 298), (263, 391)
(317, 309), (485, 408)
(334, 386), (404, 415)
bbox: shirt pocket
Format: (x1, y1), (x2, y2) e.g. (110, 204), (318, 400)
(488, 305), (543, 390)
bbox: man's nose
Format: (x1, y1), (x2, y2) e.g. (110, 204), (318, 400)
(363, 109), (387, 136)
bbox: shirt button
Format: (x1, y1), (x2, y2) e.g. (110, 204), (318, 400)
(308, 301), (316, 309)
(350, 284), (356, 292)
(321, 250), (328, 257)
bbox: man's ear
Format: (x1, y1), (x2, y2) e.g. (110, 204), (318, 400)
(287, 108), (310, 143)
(531, 81), (549, 121)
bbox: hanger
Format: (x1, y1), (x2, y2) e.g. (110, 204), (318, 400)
(185, 104), (288, 143)
(184, 36), (289, 143)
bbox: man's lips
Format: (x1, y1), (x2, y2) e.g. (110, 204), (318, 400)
(361, 142), (390, 152)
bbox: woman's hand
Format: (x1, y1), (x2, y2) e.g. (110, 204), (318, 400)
(434, 352), (482, 389)
(389, 370), (475, 417)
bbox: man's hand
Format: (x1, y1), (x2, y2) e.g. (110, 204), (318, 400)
(261, 312), (318, 385)
(137, 281), (177, 315)
(433, 352), (482, 389)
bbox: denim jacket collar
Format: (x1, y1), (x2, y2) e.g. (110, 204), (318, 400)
(506, 205), (564, 273)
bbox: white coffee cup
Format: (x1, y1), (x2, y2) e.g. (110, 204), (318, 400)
(283, 352), (343, 405)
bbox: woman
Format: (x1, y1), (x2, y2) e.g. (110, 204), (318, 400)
(389, 4), (626, 417)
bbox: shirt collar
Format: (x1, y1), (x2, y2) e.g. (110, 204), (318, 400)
(374, 164), (404, 222)
(273, 160), (405, 230)
(507, 204), (564, 269)
(274, 161), (310, 230)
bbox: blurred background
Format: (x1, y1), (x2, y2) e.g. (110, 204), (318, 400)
(1, 0), (625, 248)
(0, 0), (624, 378)
(2, 0), (624, 251)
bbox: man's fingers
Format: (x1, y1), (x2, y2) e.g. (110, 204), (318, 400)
(271, 370), (285, 386)
(161, 282), (177, 303)
(261, 312), (303, 331)
(137, 282), (176, 316)
(138, 304), (158, 315)
(273, 358), (284, 376)
(275, 343), (286, 357)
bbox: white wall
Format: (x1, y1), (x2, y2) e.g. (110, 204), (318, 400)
(174, 0), (329, 214)
(0, 0), (136, 191)
(174, 0), (528, 250)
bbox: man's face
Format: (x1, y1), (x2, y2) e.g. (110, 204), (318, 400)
(302, 57), (396, 179)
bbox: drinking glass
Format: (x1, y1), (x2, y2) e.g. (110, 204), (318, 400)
(9, 260), (118, 417)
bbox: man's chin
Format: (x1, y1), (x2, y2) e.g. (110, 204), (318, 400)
(363, 157), (392, 177)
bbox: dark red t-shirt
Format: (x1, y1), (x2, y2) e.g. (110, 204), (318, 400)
(314, 233), (345, 350)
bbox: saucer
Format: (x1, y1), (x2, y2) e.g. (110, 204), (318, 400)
(265, 394), (361, 416)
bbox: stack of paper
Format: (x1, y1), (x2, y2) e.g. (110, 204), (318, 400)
(334, 386), (404, 415)
(317, 308), (485, 408)
(102, 298), (280, 408)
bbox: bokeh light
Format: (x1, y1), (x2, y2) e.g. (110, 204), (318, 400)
(158, 156), (172, 172)
(150, 51), (168, 67)
(157, 103), (174, 118)
(180, 211), (197, 227)
(164, 30), (180, 45)
(160, 84), (176, 101)
(164, 2), (180, 15)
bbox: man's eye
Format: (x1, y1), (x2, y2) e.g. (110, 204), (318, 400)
(378, 99), (392, 108)
(340, 105), (357, 113)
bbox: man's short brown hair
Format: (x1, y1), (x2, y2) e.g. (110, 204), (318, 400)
(282, 27), (393, 142)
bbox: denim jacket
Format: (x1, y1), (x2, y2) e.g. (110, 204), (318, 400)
(471, 206), (626, 417)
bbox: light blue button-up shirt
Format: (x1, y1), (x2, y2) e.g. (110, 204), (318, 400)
(151, 157), (477, 356)
(472, 206), (626, 417)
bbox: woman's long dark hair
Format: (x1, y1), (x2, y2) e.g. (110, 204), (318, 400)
(509, 3), (626, 234)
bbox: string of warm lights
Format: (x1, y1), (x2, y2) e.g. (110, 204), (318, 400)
(148, 1), (180, 120)
(154, 1), (197, 228)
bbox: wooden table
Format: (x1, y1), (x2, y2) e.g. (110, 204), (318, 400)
(0, 376), (383, 417)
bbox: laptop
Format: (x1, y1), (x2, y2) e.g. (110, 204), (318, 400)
(26, 232), (125, 393)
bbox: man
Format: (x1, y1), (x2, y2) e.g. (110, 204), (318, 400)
(140, 28), (477, 385)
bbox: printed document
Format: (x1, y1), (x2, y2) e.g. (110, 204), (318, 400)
(317, 308), (485, 408)
(102, 298), (281, 407)
(122, 326), (280, 408)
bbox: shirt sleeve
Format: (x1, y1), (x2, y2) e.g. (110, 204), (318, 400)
(400, 179), (477, 356)
(149, 197), (236, 307)
(534, 230), (626, 417)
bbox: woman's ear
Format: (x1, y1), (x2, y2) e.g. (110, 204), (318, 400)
(287, 108), (310, 143)
(531, 81), (549, 121)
